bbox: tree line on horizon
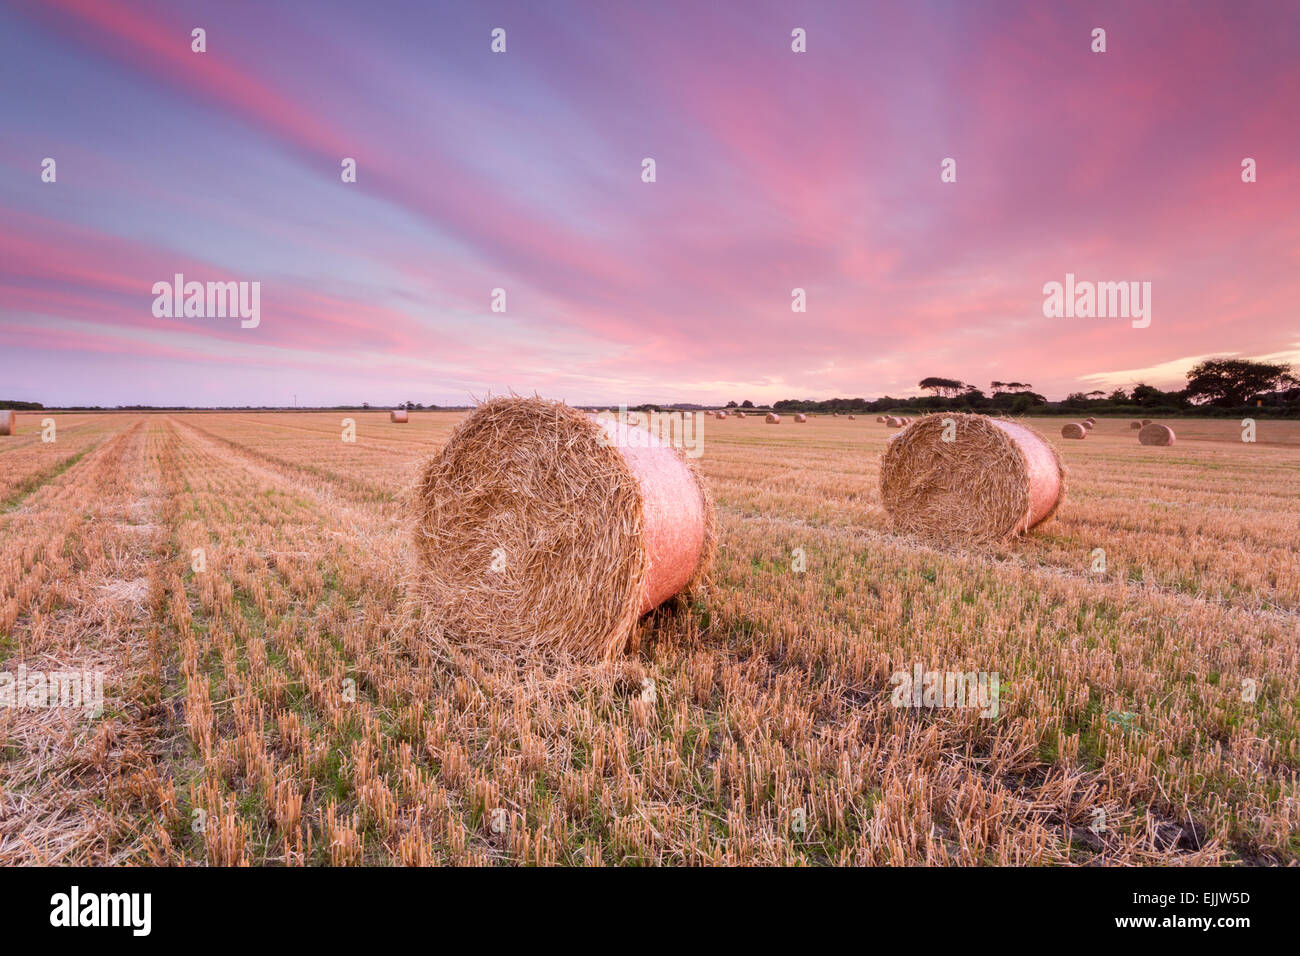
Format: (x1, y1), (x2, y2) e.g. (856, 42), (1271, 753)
(771, 358), (1299, 417)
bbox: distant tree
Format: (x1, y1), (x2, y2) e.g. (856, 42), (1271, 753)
(1184, 358), (1297, 407)
(725, 400), (738, 408)
(1086, 390), (1105, 399)
(1130, 383), (1165, 406)
(362, 402), (370, 409)
(741, 399), (754, 408)
(1108, 388), (1129, 403)
(918, 376), (966, 399)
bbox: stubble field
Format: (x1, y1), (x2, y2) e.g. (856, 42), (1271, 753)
(1, 411), (1297, 865)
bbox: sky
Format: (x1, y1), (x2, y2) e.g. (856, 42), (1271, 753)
(1, 0), (1297, 407)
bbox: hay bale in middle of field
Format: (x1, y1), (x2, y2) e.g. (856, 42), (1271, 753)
(0, 410), (12, 436)
(794, 413), (807, 423)
(1129, 420), (1143, 429)
(880, 413), (1065, 543)
(765, 412), (781, 424)
(1138, 423), (1176, 446)
(413, 397), (716, 661)
(1061, 423), (1087, 439)
(390, 409), (409, 423)
(1080, 420), (1093, 430)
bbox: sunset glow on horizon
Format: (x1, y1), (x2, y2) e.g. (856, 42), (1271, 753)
(2, 0), (1298, 407)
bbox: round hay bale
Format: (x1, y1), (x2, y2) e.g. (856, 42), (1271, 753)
(881, 413), (1065, 543)
(765, 412), (781, 424)
(0, 410), (12, 436)
(886, 416), (903, 427)
(1141, 418), (1152, 426)
(1061, 423), (1086, 439)
(794, 413), (807, 423)
(876, 416), (887, 423)
(1085, 417), (1097, 425)
(1129, 420), (1142, 429)
(413, 398), (715, 661)
(390, 409), (409, 423)
(735, 411), (745, 418)
(1138, 423), (1176, 446)
(847, 414), (856, 420)
(1080, 420), (1093, 430)
(715, 411), (727, 419)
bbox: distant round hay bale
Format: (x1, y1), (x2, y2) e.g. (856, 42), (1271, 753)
(886, 416), (903, 427)
(1080, 420), (1093, 430)
(881, 413), (1065, 543)
(794, 413), (807, 423)
(1061, 423), (1087, 439)
(1141, 418), (1152, 426)
(1138, 423), (1176, 446)
(715, 411), (727, 419)
(413, 398), (715, 661)
(0, 410), (12, 436)
(1085, 417), (1097, 425)
(1129, 420), (1142, 430)
(765, 412), (781, 424)
(390, 409), (409, 423)
(847, 414), (856, 420)
(735, 411), (745, 418)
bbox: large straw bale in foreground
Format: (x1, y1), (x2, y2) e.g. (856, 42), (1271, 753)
(1138, 423), (1176, 446)
(413, 398), (715, 661)
(881, 413), (1065, 543)
(0, 410), (12, 436)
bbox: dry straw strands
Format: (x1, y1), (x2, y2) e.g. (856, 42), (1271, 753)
(413, 397), (715, 661)
(765, 412), (781, 424)
(1061, 423), (1087, 439)
(794, 413), (807, 423)
(0, 410), (12, 436)
(390, 409), (409, 423)
(1138, 423), (1176, 446)
(881, 413), (1065, 544)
